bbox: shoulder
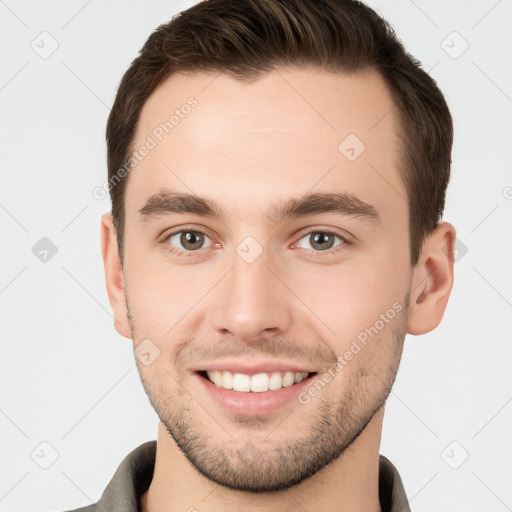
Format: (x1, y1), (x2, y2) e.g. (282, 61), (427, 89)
(59, 441), (157, 512)
(378, 454), (411, 512)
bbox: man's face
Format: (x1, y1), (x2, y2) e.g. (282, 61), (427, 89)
(120, 68), (413, 492)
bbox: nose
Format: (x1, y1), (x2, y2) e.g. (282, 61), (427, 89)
(212, 246), (293, 343)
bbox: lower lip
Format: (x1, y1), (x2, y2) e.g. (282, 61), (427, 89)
(195, 372), (317, 416)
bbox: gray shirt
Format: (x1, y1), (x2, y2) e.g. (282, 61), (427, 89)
(64, 441), (411, 512)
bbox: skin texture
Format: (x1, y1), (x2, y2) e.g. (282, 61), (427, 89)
(101, 67), (455, 512)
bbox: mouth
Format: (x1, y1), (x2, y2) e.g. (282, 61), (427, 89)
(197, 370), (318, 392)
(194, 369), (318, 416)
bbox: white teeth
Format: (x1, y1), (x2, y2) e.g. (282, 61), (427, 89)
(282, 372), (295, 387)
(205, 370), (309, 392)
(251, 373), (269, 392)
(210, 370), (223, 387)
(222, 371), (233, 389)
(268, 371), (282, 391)
(232, 373), (251, 392)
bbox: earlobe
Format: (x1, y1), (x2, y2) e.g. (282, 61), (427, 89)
(100, 213), (132, 339)
(407, 222), (456, 335)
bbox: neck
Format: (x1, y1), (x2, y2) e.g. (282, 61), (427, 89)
(140, 409), (384, 512)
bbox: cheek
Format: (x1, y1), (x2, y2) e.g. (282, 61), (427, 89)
(293, 261), (407, 343)
(123, 256), (192, 340)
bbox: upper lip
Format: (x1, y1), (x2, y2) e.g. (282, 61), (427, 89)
(192, 359), (317, 376)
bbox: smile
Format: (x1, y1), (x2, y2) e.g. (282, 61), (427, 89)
(195, 370), (318, 416)
(203, 370), (314, 392)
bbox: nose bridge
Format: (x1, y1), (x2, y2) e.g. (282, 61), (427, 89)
(212, 238), (292, 341)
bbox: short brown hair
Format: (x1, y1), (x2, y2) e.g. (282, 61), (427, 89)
(106, 0), (453, 266)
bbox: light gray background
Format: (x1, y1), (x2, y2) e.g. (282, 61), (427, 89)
(1, 1), (511, 511)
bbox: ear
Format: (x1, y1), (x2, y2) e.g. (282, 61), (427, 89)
(100, 212), (132, 339)
(407, 222), (456, 335)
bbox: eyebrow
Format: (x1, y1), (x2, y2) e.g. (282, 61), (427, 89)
(138, 188), (381, 225)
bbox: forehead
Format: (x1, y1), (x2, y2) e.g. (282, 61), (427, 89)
(126, 67), (405, 224)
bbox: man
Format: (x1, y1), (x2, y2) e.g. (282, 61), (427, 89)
(71, 0), (456, 510)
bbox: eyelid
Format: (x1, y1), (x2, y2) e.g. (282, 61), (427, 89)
(293, 226), (353, 244)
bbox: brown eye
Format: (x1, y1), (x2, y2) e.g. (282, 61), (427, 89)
(167, 230), (212, 252)
(297, 231), (345, 252)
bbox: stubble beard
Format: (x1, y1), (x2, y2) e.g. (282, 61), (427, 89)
(127, 292), (409, 493)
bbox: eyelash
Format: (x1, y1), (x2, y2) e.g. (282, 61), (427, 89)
(159, 226), (350, 258)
